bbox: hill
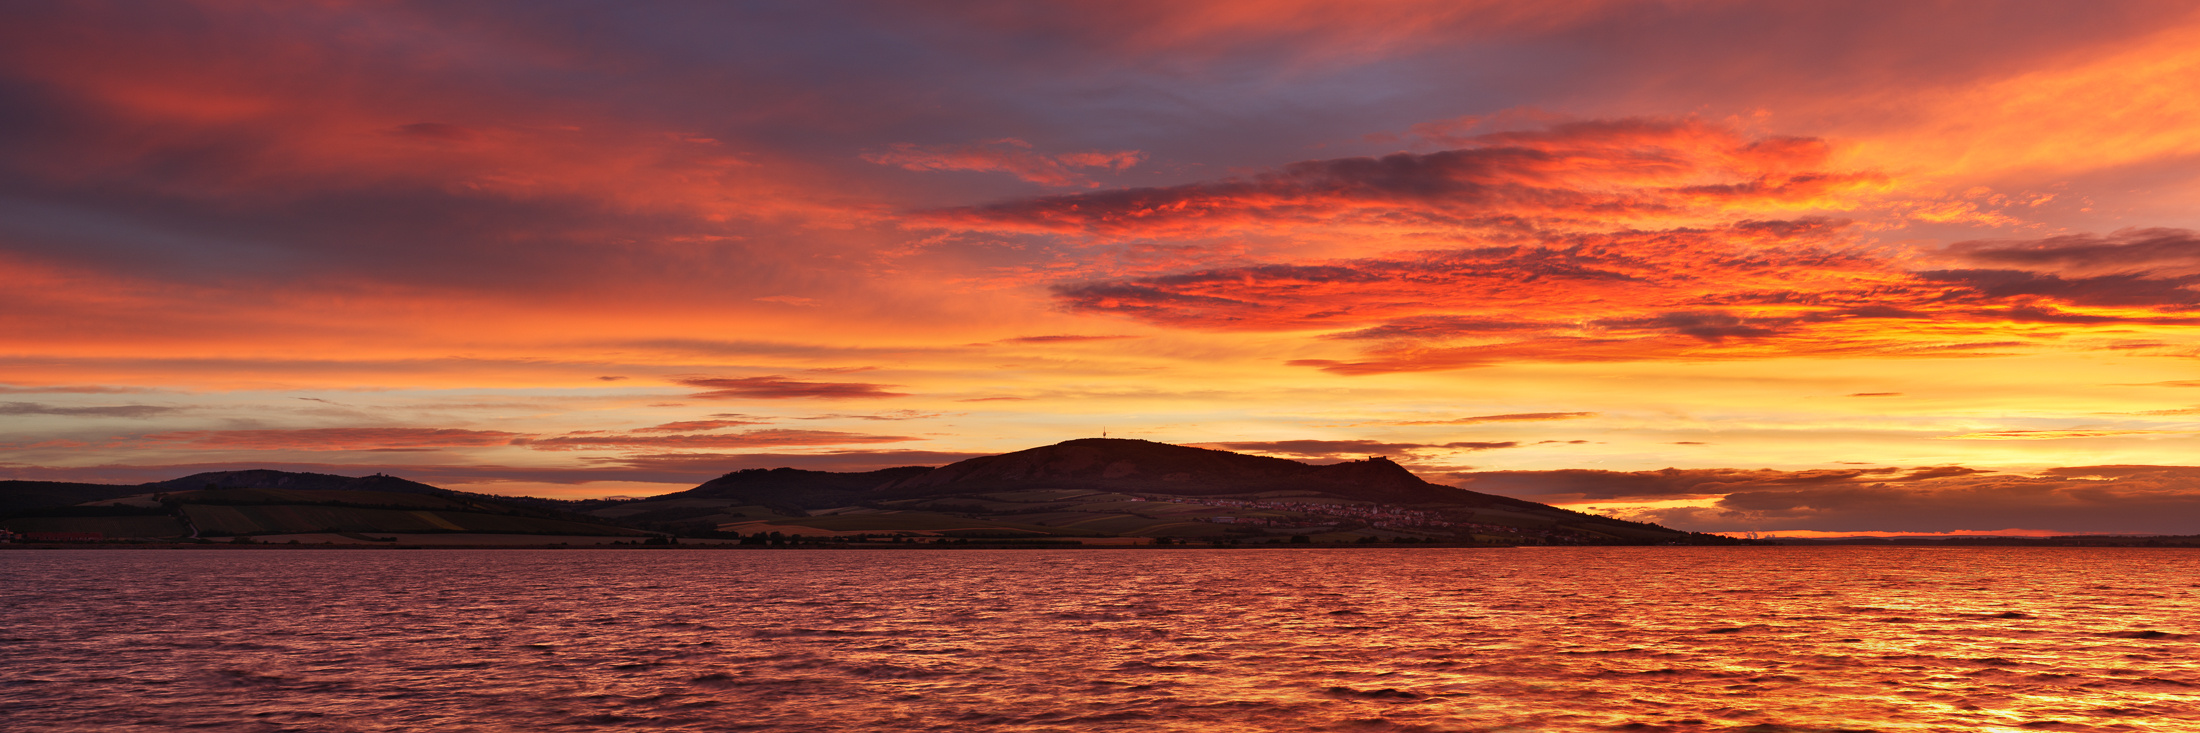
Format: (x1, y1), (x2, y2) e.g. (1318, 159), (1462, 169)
(688, 466), (934, 510)
(0, 480), (153, 515)
(2, 470), (646, 542)
(146, 469), (450, 495)
(604, 439), (1738, 545)
(879, 439), (1548, 507)
(578, 466), (932, 533)
(4, 440), (1750, 545)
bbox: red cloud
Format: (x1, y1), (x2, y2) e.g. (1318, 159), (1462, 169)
(2, 402), (177, 418)
(0, 385), (152, 394)
(995, 334), (1139, 344)
(1459, 465), (1997, 503)
(1939, 429), (2181, 441)
(917, 119), (1877, 237)
(521, 429), (916, 452)
(1911, 269), (2200, 313)
(1638, 465), (2200, 535)
(1049, 220), (1881, 330)
(391, 122), (479, 142)
(677, 376), (909, 399)
(1035, 219), (2200, 373)
(790, 410), (941, 421)
(890, 119), (2200, 373)
(1943, 228), (2200, 276)
(1200, 439), (1522, 461)
(585, 450), (990, 473)
(139, 428), (526, 451)
(631, 419), (770, 433)
(865, 139), (1144, 187)
(1387, 412), (1597, 425)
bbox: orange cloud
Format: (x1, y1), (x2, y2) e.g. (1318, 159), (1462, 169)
(940, 1), (1653, 66)
(1461, 465), (1989, 501)
(1839, 12), (2200, 182)
(1942, 229), (2200, 277)
(789, 410), (941, 421)
(677, 376), (911, 400)
(1028, 214), (2200, 372)
(1468, 464), (2200, 534)
(630, 419), (771, 433)
(0, 384), (153, 394)
(1048, 223), (1857, 332)
(1385, 411), (1597, 425)
(0, 402), (178, 419)
(0, 4), (862, 228)
(584, 450), (989, 473)
(1939, 430), (2186, 441)
(918, 120), (1882, 239)
(521, 429), (918, 452)
(1702, 473), (2200, 534)
(140, 428), (525, 451)
(1199, 439), (1519, 462)
(991, 334), (1140, 344)
(865, 139), (1144, 187)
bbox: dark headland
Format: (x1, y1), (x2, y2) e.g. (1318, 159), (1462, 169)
(2, 437), (2039, 548)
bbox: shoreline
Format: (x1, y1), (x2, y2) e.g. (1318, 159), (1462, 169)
(7, 540), (2195, 550)
(0, 540), (1542, 550)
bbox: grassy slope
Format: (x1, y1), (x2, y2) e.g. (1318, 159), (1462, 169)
(182, 503), (646, 537)
(1, 515), (189, 538)
(736, 511), (1073, 536)
(568, 440), (1719, 544)
(0, 480), (154, 515)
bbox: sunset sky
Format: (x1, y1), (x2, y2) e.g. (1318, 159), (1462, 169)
(7, 1), (2200, 536)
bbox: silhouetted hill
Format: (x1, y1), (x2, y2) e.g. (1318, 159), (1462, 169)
(5, 470), (644, 540)
(5, 443), (1743, 545)
(878, 438), (1546, 508)
(675, 466), (933, 513)
(639, 439), (1545, 510)
(147, 469), (579, 512)
(614, 438), (1724, 545)
(146, 469), (449, 495)
(0, 480), (150, 515)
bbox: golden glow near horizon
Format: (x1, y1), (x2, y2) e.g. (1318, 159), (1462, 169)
(6, 2), (2200, 536)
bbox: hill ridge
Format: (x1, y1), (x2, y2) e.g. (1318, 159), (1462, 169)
(870, 437), (1545, 508)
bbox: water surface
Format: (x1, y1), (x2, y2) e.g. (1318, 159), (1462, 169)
(3, 547), (2195, 732)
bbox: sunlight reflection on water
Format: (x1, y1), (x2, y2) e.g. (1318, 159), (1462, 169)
(2, 547), (2195, 732)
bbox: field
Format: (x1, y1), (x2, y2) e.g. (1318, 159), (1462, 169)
(0, 516), (189, 538)
(167, 488), (507, 510)
(587, 498), (794, 528)
(182, 505), (647, 537)
(724, 511), (1069, 536)
(247, 533), (734, 546)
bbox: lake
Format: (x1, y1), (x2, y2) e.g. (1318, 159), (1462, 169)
(3, 547), (2195, 732)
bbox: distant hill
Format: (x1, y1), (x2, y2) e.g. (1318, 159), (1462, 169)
(146, 469), (451, 495)
(2, 470), (646, 541)
(146, 469), (575, 511)
(0, 480), (151, 515)
(879, 438), (1548, 507)
(684, 466), (934, 512)
(3, 441), (1749, 545)
(611, 438), (1734, 545)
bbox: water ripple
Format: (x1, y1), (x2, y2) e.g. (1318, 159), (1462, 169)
(2, 547), (2196, 732)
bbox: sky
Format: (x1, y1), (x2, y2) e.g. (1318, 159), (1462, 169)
(6, 0), (2200, 537)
